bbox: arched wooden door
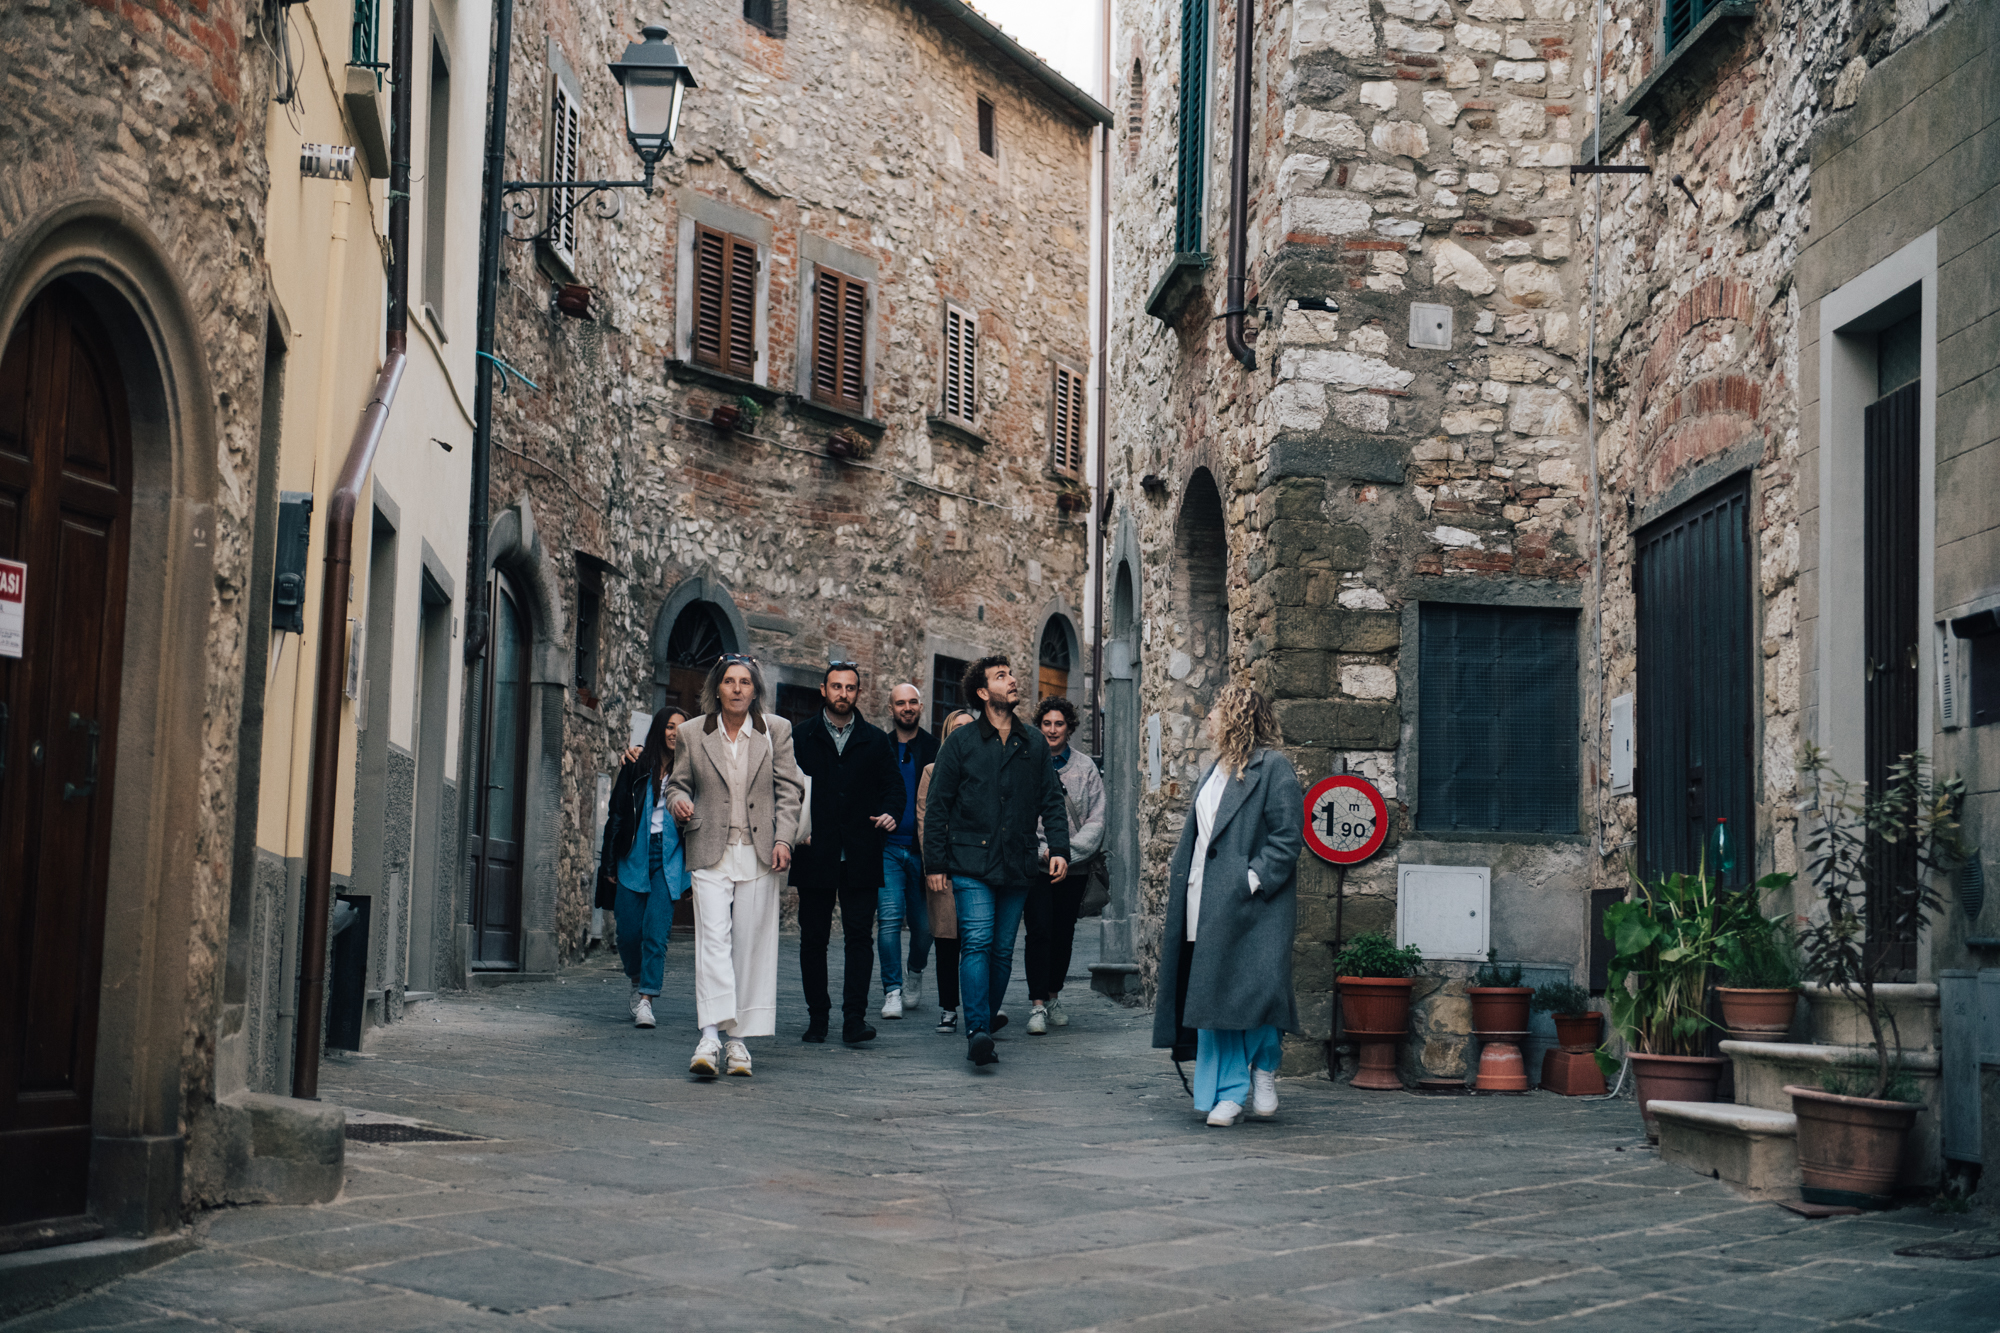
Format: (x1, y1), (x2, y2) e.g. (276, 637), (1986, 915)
(468, 573), (529, 969)
(0, 285), (134, 1225)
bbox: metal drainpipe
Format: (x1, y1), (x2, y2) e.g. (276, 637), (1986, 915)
(292, 0), (413, 1100)
(1222, 0), (1256, 371)
(464, 0), (513, 665)
(1091, 0), (1111, 759)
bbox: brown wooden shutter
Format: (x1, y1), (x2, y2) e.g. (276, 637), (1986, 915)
(941, 305), (976, 425)
(1050, 363), (1084, 477)
(693, 226), (757, 378)
(812, 267), (867, 413)
(547, 80), (582, 267)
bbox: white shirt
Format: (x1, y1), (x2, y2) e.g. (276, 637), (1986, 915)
(715, 726), (769, 881)
(1185, 765), (1262, 943)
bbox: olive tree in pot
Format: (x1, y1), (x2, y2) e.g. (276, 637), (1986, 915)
(1789, 745), (1973, 1208)
(1334, 933), (1423, 1092)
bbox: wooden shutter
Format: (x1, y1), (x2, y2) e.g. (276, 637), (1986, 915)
(693, 226), (758, 378)
(941, 305), (976, 426)
(1049, 363), (1084, 478)
(1174, 0), (1208, 254)
(1634, 479), (1753, 886)
(547, 79), (581, 268)
(812, 267), (867, 413)
(1417, 603), (1579, 833)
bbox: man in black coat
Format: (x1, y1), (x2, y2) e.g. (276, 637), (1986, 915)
(790, 662), (905, 1044)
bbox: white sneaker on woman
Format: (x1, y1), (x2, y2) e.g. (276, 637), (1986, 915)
(1206, 1101), (1244, 1127)
(1250, 1068), (1278, 1118)
(633, 996), (656, 1029)
(690, 1035), (721, 1079)
(881, 989), (904, 1020)
(905, 970), (924, 1006)
(1047, 999), (1068, 1027)
(724, 1040), (753, 1077)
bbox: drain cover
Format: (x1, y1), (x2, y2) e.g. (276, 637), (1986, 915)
(345, 1123), (482, 1144)
(1894, 1238), (2000, 1261)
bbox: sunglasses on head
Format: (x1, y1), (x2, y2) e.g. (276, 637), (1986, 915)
(718, 653), (755, 667)
(826, 659), (859, 671)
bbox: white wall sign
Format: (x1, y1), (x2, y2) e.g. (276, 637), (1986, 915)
(0, 559), (23, 658)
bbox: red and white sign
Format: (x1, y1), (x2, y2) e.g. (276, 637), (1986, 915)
(0, 559), (23, 659)
(1303, 773), (1388, 865)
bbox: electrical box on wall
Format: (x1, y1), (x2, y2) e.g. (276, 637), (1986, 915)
(1409, 302), (1452, 350)
(272, 491), (314, 634)
(1397, 864), (1490, 961)
(1609, 693), (1635, 793)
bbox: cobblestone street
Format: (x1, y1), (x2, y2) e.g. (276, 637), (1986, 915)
(9, 930), (2000, 1332)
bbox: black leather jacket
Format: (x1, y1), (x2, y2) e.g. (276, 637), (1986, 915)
(595, 758), (666, 909)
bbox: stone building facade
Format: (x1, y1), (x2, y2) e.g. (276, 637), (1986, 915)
(454, 0), (1109, 980)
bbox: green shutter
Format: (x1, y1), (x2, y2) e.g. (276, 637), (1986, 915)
(1175, 0), (1208, 255)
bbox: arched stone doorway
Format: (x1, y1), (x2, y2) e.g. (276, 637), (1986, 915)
(650, 573), (748, 715)
(1170, 468), (1230, 704)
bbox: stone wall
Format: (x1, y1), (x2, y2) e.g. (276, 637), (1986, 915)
(472, 0), (1100, 970)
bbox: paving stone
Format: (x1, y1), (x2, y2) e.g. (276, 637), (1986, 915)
(353, 1247), (653, 1313)
(230, 1222), (488, 1274)
(109, 1254), (372, 1321)
(0, 1295), (163, 1332)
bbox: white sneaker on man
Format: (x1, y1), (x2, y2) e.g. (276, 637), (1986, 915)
(881, 989), (904, 1020)
(1027, 1003), (1049, 1035)
(1206, 1101), (1244, 1127)
(905, 970), (924, 1006)
(633, 996), (656, 1029)
(1047, 999), (1068, 1028)
(935, 1008), (958, 1033)
(690, 1035), (721, 1079)
(1250, 1068), (1278, 1118)
(724, 1040), (753, 1077)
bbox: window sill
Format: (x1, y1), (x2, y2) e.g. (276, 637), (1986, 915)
(665, 358), (781, 404)
(787, 394), (885, 437)
(1145, 252), (1212, 324)
(926, 414), (992, 450)
(1604, 0), (1756, 145)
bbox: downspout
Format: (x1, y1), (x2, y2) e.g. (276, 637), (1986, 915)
(292, 0), (413, 1100)
(465, 0), (514, 664)
(1222, 0), (1256, 370)
(1091, 0), (1111, 759)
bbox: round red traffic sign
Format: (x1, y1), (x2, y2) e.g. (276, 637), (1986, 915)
(1303, 774), (1388, 865)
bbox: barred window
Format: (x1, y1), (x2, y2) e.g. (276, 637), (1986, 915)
(692, 225), (758, 379)
(743, 0), (787, 36)
(1049, 362), (1085, 478)
(811, 267), (868, 413)
(940, 304), (977, 428)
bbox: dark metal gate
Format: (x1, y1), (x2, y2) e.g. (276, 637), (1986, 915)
(1864, 380), (1921, 974)
(1635, 478), (1753, 886)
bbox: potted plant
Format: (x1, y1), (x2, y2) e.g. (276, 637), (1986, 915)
(710, 401), (743, 431)
(1788, 745), (1972, 1208)
(826, 427), (866, 459)
(1333, 932), (1423, 1092)
(1715, 903), (1802, 1042)
(1532, 980), (1600, 1053)
(1468, 951), (1530, 1034)
(1599, 866), (1741, 1140)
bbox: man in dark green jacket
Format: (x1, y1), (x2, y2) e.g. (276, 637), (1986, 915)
(923, 655), (1070, 1066)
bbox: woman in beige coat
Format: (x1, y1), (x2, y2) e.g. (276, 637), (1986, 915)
(914, 709), (973, 1032)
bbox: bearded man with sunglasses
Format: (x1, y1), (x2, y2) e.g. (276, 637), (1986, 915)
(789, 660), (906, 1045)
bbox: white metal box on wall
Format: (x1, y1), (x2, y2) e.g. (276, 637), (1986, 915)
(1397, 864), (1491, 961)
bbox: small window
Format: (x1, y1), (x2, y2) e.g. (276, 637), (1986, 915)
(693, 225), (759, 379)
(1049, 362), (1085, 479)
(743, 0), (786, 36)
(775, 682), (822, 724)
(545, 76), (583, 270)
(1662, 0), (1724, 50)
(573, 561), (602, 702)
(1418, 603), (1579, 833)
(930, 654), (968, 732)
(977, 98), (996, 157)
(940, 304), (977, 427)
(421, 35), (451, 322)
(1125, 59), (1144, 162)
(1964, 613), (2000, 728)
(1039, 619), (1072, 705)
(811, 266), (868, 413)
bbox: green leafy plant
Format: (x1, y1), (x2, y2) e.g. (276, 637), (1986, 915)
(1472, 950), (1523, 988)
(1819, 1063), (1919, 1104)
(1532, 980), (1594, 1015)
(1796, 744), (1973, 1101)
(1718, 910), (1803, 989)
(1332, 931), (1424, 979)
(736, 394), (763, 423)
(1602, 863), (1791, 1057)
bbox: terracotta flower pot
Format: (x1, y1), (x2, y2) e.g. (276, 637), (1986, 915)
(710, 403), (743, 432)
(1338, 976), (1413, 1092)
(1467, 986), (1532, 1035)
(1552, 1012), (1601, 1054)
(1628, 1052), (1727, 1142)
(556, 283), (592, 319)
(1716, 987), (1799, 1042)
(1787, 1084), (1919, 1208)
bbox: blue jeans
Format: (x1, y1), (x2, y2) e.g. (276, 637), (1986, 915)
(952, 876), (1027, 1039)
(616, 883), (672, 995)
(878, 845), (930, 992)
(1193, 1026), (1283, 1112)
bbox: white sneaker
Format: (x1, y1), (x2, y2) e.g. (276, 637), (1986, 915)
(935, 1008), (958, 1033)
(1047, 999), (1068, 1028)
(881, 989), (904, 1020)
(1027, 1003), (1049, 1035)
(905, 970), (924, 1006)
(724, 1040), (752, 1077)
(1206, 1100), (1244, 1127)
(633, 996), (656, 1029)
(690, 1035), (721, 1078)
(628, 987), (642, 1018)
(1251, 1068), (1278, 1118)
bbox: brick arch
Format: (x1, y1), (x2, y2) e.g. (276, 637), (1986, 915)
(1630, 277), (1765, 495)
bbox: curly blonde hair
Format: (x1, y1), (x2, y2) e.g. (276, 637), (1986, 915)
(1211, 681), (1281, 780)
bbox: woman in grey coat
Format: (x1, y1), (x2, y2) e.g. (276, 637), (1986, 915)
(1150, 682), (1304, 1126)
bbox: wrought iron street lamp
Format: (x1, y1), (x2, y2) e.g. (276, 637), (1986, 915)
(609, 25), (697, 176)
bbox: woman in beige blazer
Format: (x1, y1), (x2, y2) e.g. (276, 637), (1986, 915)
(666, 655), (804, 1079)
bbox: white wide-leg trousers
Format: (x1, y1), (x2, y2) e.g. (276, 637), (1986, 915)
(690, 866), (778, 1037)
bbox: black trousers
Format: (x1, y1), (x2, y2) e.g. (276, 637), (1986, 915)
(933, 936), (961, 1011)
(798, 879), (876, 1020)
(1024, 873), (1088, 1000)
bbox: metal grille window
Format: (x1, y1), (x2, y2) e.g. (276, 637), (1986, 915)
(811, 267), (867, 413)
(940, 304), (977, 427)
(977, 98), (996, 157)
(743, 0), (787, 36)
(930, 655), (968, 733)
(545, 79), (582, 269)
(693, 226), (758, 378)
(1663, 0), (1719, 50)
(422, 38), (451, 319)
(1174, 0), (1209, 254)
(1865, 376), (1921, 973)
(1049, 363), (1084, 478)
(1418, 603), (1580, 833)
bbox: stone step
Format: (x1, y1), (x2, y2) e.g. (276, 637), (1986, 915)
(1720, 1040), (1940, 1188)
(1803, 983), (1938, 1051)
(1654, 1100), (1801, 1199)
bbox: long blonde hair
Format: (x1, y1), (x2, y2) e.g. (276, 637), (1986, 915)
(1210, 681), (1280, 779)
